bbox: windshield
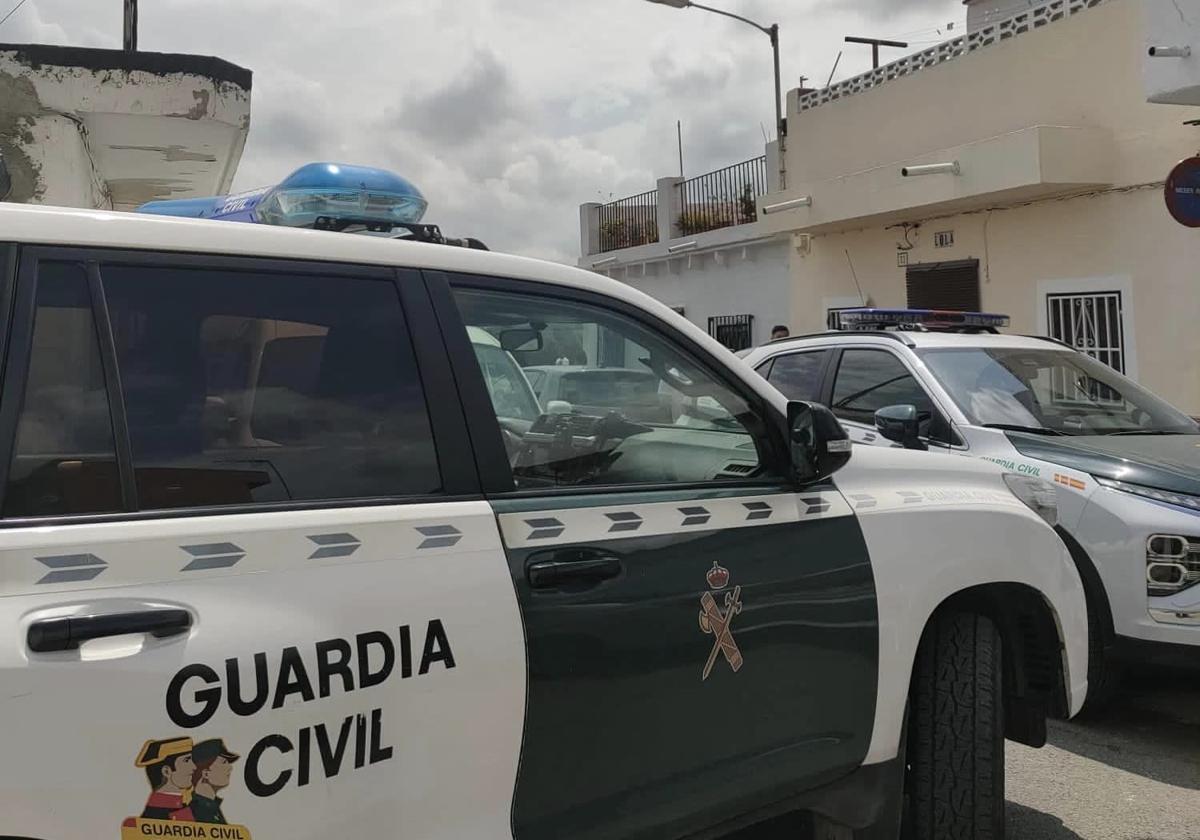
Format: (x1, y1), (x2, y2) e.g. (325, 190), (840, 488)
(917, 347), (1199, 436)
(471, 343), (541, 422)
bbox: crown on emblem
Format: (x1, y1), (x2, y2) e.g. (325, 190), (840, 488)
(706, 562), (730, 591)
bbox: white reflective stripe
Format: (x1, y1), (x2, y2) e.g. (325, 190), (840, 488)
(844, 486), (1024, 514)
(0, 501), (502, 597)
(497, 490), (852, 550)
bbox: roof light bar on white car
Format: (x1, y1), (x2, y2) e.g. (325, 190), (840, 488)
(836, 308), (1010, 332)
(134, 162), (488, 250)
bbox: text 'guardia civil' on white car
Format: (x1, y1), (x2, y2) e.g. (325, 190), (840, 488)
(0, 164), (1086, 840)
(743, 307), (1199, 711)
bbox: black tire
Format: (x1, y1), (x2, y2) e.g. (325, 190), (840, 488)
(903, 612), (1004, 840)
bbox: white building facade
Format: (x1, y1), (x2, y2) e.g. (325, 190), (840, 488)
(758, 0), (1200, 410)
(582, 0), (1200, 411)
(578, 162), (794, 351)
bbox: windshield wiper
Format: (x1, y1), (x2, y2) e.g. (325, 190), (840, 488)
(981, 423), (1065, 436)
(1104, 429), (1188, 436)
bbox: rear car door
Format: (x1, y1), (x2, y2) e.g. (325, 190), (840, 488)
(430, 273), (880, 840)
(0, 249), (525, 840)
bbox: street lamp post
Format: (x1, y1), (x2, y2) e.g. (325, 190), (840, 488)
(645, 0), (787, 189)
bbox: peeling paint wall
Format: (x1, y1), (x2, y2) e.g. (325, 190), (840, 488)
(0, 47), (251, 209)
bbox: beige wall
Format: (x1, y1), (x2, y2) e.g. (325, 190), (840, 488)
(786, 0), (1199, 188)
(783, 0), (1200, 412)
(794, 186), (1200, 410)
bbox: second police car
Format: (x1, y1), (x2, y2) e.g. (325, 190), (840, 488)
(0, 162), (1087, 840)
(744, 308), (1200, 709)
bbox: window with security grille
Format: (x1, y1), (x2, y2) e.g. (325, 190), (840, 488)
(1046, 292), (1125, 373)
(708, 314), (754, 351)
(1046, 291), (1126, 403)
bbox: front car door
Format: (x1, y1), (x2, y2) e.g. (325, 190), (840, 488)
(429, 272), (880, 840)
(0, 250), (525, 840)
(821, 346), (959, 451)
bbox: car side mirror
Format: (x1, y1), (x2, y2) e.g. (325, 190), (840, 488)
(500, 328), (544, 353)
(788, 401), (852, 484)
(875, 404), (926, 450)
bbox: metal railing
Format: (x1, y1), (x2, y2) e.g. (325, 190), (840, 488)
(597, 189), (659, 253)
(679, 156), (768, 237)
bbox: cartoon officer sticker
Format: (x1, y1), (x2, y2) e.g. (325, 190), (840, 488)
(122, 736), (252, 840)
(189, 739), (240, 825)
(135, 737), (197, 821)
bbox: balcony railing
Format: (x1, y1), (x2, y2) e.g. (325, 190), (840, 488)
(679, 155), (768, 237)
(598, 189), (659, 253)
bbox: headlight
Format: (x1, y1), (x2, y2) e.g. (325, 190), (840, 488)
(1003, 473), (1059, 527)
(1095, 477), (1200, 512)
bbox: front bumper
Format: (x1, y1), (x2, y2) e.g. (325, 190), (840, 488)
(1077, 488), (1200, 648)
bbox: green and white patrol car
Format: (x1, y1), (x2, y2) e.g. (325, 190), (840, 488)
(0, 199), (1087, 840)
(743, 308), (1200, 709)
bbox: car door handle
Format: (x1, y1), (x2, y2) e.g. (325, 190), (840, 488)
(527, 550), (622, 590)
(27, 609), (192, 653)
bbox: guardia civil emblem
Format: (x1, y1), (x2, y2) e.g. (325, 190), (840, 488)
(698, 562), (743, 681)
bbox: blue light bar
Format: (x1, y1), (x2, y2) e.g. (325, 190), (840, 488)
(135, 162), (428, 228)
(837, 308), (1011, 331)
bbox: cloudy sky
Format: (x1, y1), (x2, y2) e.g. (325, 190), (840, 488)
(4, 0), (963, 262)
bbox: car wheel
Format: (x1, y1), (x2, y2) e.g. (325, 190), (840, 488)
(903, 612), (1004, 840)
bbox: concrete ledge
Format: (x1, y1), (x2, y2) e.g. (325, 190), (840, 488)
(1, 43), (252, 209)
(0, 43), (251, 90)
(757, 124), (1114, 235)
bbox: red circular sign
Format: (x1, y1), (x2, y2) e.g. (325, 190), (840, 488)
(1165, 156), (1200, 228)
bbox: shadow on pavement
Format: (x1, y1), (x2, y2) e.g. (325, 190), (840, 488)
(1006, 802), (1085, 839)
(1047, 664), (1200, 790)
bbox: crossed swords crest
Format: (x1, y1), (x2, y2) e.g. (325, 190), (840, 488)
(699, 584), (743, 681)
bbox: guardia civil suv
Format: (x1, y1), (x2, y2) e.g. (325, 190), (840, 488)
(744, 308), (1199, 710)
(0, 164), (1086, 840)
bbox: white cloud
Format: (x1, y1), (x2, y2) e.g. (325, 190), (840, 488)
(3, 0), (962, 261)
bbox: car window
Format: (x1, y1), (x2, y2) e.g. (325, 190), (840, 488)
(453, 286), (777, 489)
(101, 263), (440, 510)
(766, 350), (829, 402)
(831, 349), (934, 427)
(917, 347), (1199, 435)
(3, 262), (122, 517)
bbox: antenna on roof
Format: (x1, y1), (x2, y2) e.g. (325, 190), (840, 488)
(844, 249), (866, 306)
(824, 50), (843, 88)
(123, 0), (137, 51)
(844, 35), (908, 69)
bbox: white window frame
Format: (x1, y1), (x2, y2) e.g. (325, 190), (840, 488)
(1035, 276), (1138, 381)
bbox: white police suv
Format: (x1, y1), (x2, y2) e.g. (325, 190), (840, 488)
(0, 166), (1085, 840)
(744, 308), (1200, 709)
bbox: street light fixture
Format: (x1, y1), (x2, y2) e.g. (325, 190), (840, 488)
(644, 0), (786, 188)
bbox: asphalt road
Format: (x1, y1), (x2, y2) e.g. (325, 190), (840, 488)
(1007, 663), (1200, 839)
(733, 663), (1200, 839)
